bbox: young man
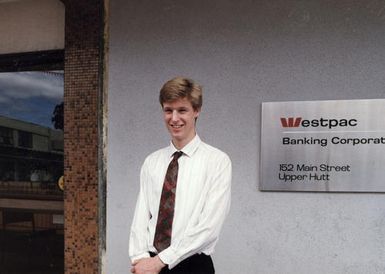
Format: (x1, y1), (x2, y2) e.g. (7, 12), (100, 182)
(129, 77), (232, 274)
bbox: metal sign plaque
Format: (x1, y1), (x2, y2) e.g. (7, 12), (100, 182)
(260, 99), (385, 192)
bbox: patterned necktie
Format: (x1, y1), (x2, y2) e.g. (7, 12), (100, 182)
(153, 151), (183, 252)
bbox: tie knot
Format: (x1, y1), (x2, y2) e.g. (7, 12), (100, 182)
(173, 151), (183, 160)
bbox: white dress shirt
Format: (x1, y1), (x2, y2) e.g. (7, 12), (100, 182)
(129, 134), (232, 269)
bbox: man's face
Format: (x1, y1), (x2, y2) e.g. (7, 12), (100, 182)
(163, 97), (200, 148)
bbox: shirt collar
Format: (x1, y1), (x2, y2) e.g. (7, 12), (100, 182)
(168, 134), (201, 158)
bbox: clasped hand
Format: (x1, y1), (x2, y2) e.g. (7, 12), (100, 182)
(131, 256), (166, 274)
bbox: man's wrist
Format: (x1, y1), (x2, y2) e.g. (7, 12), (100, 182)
(154, 255), (167, 270)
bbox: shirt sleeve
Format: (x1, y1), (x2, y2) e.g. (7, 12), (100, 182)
(158, 153), (232, 269)
(129, 159), (152, 262)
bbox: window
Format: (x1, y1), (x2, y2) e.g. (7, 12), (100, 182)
(0, 126), (13, 146)
(18, 130), (32, 148)
(0, 50), (64, 273)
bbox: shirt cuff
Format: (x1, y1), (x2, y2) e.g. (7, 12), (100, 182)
(130, 252), (150, 263)
(158, 247), (181, 269)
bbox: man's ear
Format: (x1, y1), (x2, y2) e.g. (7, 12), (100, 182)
(194, 107), (201, 118)
(193, 108), (201, 123)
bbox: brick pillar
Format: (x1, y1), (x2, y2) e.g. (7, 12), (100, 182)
(63, 1), (107, 273)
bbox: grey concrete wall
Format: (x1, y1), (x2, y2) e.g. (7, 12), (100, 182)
(0, 0), (64, 54)
(107, 1), (385, 273)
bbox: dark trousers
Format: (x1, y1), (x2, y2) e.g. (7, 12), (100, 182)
(150, 252), (215, 274)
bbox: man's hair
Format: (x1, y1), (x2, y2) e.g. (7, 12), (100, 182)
(159, 77), (202, 111)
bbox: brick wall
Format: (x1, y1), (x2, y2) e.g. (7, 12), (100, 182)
(62, 1), (106, 273)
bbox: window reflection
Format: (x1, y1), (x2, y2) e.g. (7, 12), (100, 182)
(0, 71), (64, 273)
(0, 126), (13, 146)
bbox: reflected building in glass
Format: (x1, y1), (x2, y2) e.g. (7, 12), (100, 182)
(0, 115), (63, 199)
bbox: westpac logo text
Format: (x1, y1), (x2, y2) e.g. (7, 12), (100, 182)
(280, 117), (358, 129)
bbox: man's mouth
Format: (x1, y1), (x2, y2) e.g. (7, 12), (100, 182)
(171, 124), (183, 129)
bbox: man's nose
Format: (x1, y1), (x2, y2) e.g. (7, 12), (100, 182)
(171, 111), (179, 121)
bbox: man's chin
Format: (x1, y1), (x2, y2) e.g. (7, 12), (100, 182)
(168, 128), (183, 137)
